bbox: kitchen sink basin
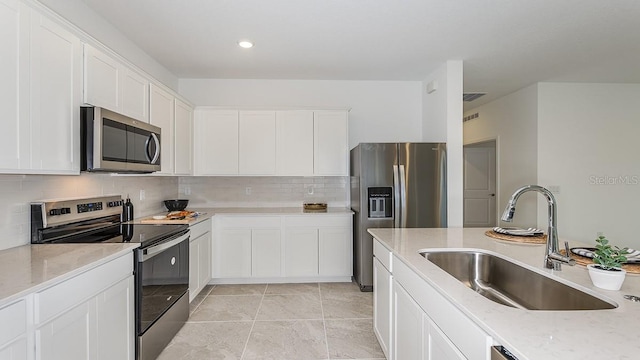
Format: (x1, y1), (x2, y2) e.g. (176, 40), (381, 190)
(420, 250), (616, 310)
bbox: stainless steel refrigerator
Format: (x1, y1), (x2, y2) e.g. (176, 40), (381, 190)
(350, 143), (447, 291)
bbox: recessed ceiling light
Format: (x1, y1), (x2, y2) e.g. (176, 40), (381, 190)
(238, 40), (254, 49)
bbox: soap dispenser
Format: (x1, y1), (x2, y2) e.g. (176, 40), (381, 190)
(122, 195), (134, 222)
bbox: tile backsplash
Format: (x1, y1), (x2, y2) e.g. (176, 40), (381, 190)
(0, 174), (177, 250)
(0, 174), (349, 251)
(179, 176), (349, 208)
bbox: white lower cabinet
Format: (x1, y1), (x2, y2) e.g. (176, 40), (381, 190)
(373, 257), (392, 359)
(189, 219), (212, 302)
(251, 229), (281, 277)
(374, 238), (492, 360)
(1, 251), (135, 360)
(213, 214), (352, 282)
(0, 298), (29, 360)
(36, 298), (94, 360)
(283, 228), (318, 277)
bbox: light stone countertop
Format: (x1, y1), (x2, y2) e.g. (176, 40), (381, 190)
(132, 207), (354, 224)
(196, 206), (354, 216)
(0, 243), (138, 308)
(368, 227), (640, 360)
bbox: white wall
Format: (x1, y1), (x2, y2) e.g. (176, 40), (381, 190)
(423, 61), (464, 227)
(464, 84), (539, 228)
(178, 79), (423, 149)
(0, 174), (177, 250)
(537, 83), (640, 248)
(36, 0), (179, 91)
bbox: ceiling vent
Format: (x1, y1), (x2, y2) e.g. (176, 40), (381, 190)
(462, 93), (486, 102)
(463, 112), (479, 122)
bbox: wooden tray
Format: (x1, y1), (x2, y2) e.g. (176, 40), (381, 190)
(485, 230), (547, 244)
(140, 215), (199, 224)
(560, 249), (640, 275)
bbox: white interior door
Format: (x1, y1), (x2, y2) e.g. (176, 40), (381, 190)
(463, 141), (497, 227)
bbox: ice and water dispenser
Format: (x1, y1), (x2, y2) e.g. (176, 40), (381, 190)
(368, 187), (392, 219)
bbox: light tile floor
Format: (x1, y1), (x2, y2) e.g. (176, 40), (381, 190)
(158, 282), (386, 360)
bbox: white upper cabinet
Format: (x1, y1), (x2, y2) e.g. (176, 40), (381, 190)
(194, 109), (239, 175)
(83, 44), (149, 122)
(29, 10), (82, 174)
(0, 0), (23, 171)
(239, 111), (276, 175)
(193, 108), (348, 177)
(174, 98), (193, 175)
(314, 110), (349, 175)
(120, 68), (148, 122)
(0, 1), (81, 175)
(83, 44), (118, 111)
(149, 83), (175, 175)
(276, 110), (314, 175)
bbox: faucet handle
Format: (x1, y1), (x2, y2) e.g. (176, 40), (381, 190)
(564, 241), (576, 266)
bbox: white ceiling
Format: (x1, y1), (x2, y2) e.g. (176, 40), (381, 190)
(80, 0), (640, 109)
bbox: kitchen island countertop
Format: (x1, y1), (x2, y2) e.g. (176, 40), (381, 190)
(369, 227), (640, 360)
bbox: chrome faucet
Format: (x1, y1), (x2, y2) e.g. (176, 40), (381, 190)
(501, 185), (575, 270)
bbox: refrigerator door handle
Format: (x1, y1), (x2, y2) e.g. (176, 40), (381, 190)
(399, 164), (407, 227)
(393, 164), (401, 228)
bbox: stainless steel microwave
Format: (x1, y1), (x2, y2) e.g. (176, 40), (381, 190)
(81, 107), (161, 173)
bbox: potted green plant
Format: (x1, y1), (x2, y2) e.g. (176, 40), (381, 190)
(587, 234), (629, 290)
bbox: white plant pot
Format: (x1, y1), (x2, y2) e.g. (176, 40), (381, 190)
(587, 264), (626, 290)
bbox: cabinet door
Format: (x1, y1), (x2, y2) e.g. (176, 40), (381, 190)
(120, 68), (148, 122)
(284, 228), (318, 276)
(194, 110), (239, 175)
(251, 229), (281, 277)
(426, 316), (467, 360)
(199, 231), (212, 288)
(29, 10), (81, 173)
(313, 110), (348, 175)
(0, 298), (28, 360)
(149, 84), (175, 174)
(0, 0), (22, 171)
(276, 110), (314, 175)
(393, 282), (425, 360)
(239, 111), (276, 175)
(174, 99), (193, 175)
(216, 229), (251, 278)
(0, 338), (28, 360)
(83, 44), (119, 111)
(318, 227), (352, 276)
(373, 258), (392, 359)
(96, 276), (134, 360)
(36, 299), (95, 360)
(189, 238), (199, 302)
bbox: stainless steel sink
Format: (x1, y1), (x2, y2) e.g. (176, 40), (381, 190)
(421, 250), (616, 310)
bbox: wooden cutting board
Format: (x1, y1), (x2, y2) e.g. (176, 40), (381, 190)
(140, 216), (198, 224)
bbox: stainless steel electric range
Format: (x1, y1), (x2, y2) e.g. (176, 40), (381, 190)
(30, 195), (190, 360)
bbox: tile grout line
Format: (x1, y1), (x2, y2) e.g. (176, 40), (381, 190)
(188, 284), (216, 318)
(318, 283), (331, 360)
(239, 284), (267, 360)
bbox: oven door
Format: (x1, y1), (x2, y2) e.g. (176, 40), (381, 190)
(136, 231), (189, 335)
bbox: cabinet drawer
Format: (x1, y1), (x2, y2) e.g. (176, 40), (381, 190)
(0, 299), (27, 346)
(284, 215), (351, 228)
(35, 253), (133, 325)
(218, 216), (281, 229)
(394, 256), (491, 360)
(190, 218), (211, 239)
(373, 239), (392, 272)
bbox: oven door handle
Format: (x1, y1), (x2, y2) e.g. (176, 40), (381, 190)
(140, 232), (190, 262)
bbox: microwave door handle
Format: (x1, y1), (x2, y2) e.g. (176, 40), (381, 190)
(146, 133), (160, 164)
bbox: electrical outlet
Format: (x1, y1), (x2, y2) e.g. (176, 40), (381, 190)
(139, 189), (145, 201)
(245, 187), (252, 195)
(307, 186), (314, 195)
(184, 186), (191, 195)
